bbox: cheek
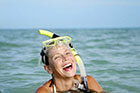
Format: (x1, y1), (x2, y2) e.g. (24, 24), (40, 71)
(66, 55), (75, 63)
(48, 58), (56, 68)
(71, 55), (76, 62)
(52, 60), (62, 68)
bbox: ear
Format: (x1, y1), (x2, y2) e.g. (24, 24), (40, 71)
(44, 65), (53, 74)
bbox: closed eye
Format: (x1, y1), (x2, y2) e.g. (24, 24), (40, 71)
(66, 52), (71, 55)
(54, 55), (61, 60)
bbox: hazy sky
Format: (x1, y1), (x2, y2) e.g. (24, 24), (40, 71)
(0, 0), (140, 29)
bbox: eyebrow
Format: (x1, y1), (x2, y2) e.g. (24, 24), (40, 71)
(64, 49), (69, 52)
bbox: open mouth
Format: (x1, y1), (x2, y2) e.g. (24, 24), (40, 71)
(63, 63), (72, 71)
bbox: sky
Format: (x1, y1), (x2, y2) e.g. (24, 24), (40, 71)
(0, 0), (140, 29)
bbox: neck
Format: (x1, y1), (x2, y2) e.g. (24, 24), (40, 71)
(53, 76), (74, 92)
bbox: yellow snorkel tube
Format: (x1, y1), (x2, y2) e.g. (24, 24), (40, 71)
(39, 29), (89, 91)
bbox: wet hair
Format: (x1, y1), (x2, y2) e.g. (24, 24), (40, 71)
(40, 47), (49, 65)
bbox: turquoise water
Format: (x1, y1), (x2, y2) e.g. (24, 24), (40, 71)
(0, 28), (140, 93)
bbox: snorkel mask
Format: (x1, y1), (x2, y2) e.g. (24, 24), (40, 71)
(38, 29), (90, 92)
(42, 36), (71, 48)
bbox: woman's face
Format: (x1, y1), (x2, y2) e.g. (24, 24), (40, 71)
(48, 45), (76, 78)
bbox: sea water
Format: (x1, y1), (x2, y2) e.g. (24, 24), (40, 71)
(0, 28), (140, 93)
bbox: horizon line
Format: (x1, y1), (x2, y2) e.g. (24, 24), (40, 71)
(0, 26), (140, 30)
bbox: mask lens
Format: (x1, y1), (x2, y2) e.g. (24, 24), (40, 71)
(45, 41), (55, 46)
(42, 36), (71, 47)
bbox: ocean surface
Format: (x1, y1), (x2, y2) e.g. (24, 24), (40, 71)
(0, 28), (140, 93)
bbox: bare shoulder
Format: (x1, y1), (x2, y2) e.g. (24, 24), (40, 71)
(36, 80), (53, 93)
(36, 86), (48, 93)
(74, 74), (82, 82)
(86, 75), (103, 92)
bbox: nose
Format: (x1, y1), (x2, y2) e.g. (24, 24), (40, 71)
(61, 54), (68, 62)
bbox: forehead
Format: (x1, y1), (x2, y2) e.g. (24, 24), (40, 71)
(48, 45), (70, 56)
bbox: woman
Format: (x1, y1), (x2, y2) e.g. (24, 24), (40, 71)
(36, 37), (103, 93)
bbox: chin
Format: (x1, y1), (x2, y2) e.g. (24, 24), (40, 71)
(63, 68), (76, 78)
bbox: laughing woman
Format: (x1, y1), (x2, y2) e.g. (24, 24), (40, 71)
(36, 32), (103, 93)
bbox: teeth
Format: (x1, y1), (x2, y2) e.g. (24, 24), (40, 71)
(63, 63), (71, 68)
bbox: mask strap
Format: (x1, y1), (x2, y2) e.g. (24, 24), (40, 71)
(38, 56), (41, 66)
